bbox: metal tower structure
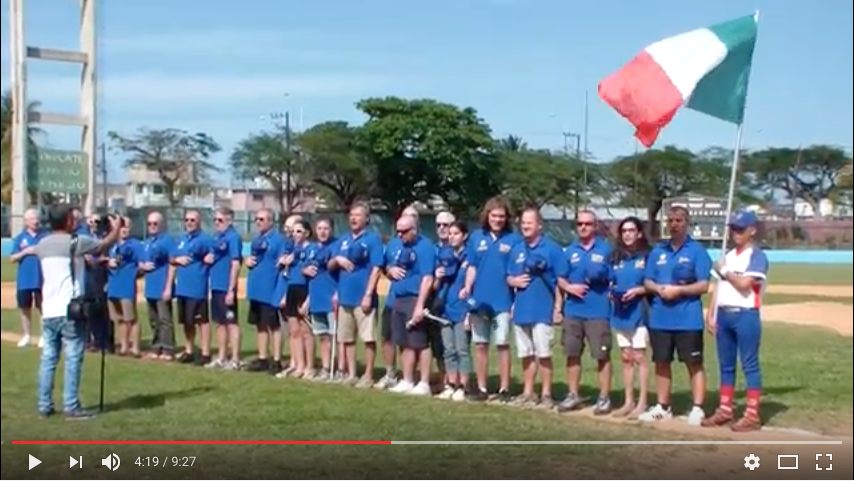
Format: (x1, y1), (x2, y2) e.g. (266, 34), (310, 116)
(9, 0), (98, 233)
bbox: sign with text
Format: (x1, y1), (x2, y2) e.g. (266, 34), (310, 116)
(27, 148), (89, 194)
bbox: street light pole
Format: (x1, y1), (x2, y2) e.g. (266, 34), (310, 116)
(284, 111), (292, 215)
(100, 142), (107, 209)
(563, 131), (583, 219)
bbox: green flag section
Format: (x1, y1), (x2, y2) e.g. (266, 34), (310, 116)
(598, 13), (759, 147)
(686, 13), (759, 125)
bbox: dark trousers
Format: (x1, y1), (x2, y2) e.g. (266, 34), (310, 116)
(86, 296), (114, 351)
(147, 299), (175, 354)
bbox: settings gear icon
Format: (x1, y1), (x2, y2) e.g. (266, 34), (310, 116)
(744, 454), (760, 470)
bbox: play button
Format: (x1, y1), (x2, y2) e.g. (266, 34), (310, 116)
(28, 455), (41, 470)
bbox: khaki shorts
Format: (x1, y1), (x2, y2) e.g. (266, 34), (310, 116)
(108, 298), (137, 322)
(337, 307), (376, 343)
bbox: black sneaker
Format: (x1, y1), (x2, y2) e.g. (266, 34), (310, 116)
(196, 355), (212, 366)
(176, 351), (195, 364)
(38, 408), (56, 419)
(246, 358), (270, 372)
(466, 389), (489, 402)
(65, 409), (96, 421)
(494, 389), (512, 404)
(269, 360), (282, 374)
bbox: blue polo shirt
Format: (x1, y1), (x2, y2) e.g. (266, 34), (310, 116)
(562, 237), (613, 320)
(210, 226), (242, 293)
(335, 230), (384, 308)
(610, 251), (649, 330)
(12, 230), (44, 291)
(507, 236), (566, 326)
(246, 229), (285, 306)
(173, 230), (214, 300)
(468, 229), (522, 313)
(645, 237), (712, 331)
(107, 238), (142, 300)
(288, 241), (310, 286)
(443, 247), (471, 323)
(389, 235), (436, 299)
(142, 233), (175, 300)
(383, 237), (402, 309)
(306, 238), (338, 314)
(271, 237), (296, 306)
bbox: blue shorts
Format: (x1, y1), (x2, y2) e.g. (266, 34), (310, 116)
(310, 312), (335, 335)
(211, 291), (238, 324)
(17, 289), (41, 310)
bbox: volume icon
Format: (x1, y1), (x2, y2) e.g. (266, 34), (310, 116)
(70, 456), (83, 468)
(101, 453), (120, 471)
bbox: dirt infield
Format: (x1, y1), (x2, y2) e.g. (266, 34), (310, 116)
(2, 280), (851, 336)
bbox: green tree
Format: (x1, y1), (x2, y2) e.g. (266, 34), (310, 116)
(230, 129), (306, 213)
(108, 128), (221, 207)
(605, 146), (730, 223)
(499, 148), (577, 211)
(745, 145), (853, 216)
(356, 96), (497, 215)
(295, 121), (375, 210)
(1, 90), (45, 204)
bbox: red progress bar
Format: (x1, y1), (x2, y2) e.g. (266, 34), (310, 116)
(13, 441), (391, 445)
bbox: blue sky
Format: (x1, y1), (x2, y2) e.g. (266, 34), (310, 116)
(1, 0), (852, 186)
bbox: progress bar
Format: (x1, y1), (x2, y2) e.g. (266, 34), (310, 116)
(390, 441), (845, 445)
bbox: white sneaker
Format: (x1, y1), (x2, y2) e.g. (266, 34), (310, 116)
(451, 388), (467, 402)
(437, 385), (455, 400)
(17, 335), (31, 347)
(687, 406), (706, 426)
(37, 336), (44, 348)
(407, 382), (432, 396)
(389, 380), (414, 394)
(638, 404), (673, 422)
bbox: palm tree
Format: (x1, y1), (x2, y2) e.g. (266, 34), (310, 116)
(1, 89), (44, 203)
(496, 134), (528, 152)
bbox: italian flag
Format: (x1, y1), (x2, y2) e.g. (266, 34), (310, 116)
(598, 14), (759, 147)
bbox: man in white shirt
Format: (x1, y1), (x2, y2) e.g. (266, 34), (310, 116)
(703, 210), (768, 432)
(33, 204), (120, 420)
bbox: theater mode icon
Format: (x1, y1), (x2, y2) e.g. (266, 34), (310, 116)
(777, 454), (798, 470)
(101, 453), (121, 471)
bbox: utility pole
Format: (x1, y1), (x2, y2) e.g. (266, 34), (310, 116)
(563, 131), (582, 219)
(284, 111), (292, 215)
(100, 142), (107, 209)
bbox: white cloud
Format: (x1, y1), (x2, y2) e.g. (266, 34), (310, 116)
(25, 71), (392, 105)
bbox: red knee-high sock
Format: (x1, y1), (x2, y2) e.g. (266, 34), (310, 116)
(745, 389), (761, 418)
(719, 385), (735, 413)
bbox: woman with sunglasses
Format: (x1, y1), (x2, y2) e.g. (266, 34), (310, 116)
(609, 217), (651, 419)
(277, 220), (314, 379)
(303, 217), (339, 381)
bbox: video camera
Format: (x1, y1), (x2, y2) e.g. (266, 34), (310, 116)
(94, 213), (125, 236)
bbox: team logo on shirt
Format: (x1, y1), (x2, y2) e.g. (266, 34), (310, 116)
(178, 241), (185, 249)
(591, 253), (604, 263)
(19, 238), (28, 247)
(218, 242), (227, 251)
(678, 256), (691, 264)
(657, 253), (667, 265)
(570, 252), (580, 263)
(635, 259), (645, 268)
(477, 239), (487, 251)
(515, 252), (526, 264)
(499, 243), (511, 253)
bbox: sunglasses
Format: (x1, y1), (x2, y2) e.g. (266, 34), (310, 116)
(147, 221), (159, 226)
(396, 228), (413, 235)
(436, 222), (450, 227)
(254, 217), (268, 222)
(184, 218), (197, 223)
(214, 218), (226, 223)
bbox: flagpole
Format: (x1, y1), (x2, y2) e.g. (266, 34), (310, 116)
(720, 124), (745, 250)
